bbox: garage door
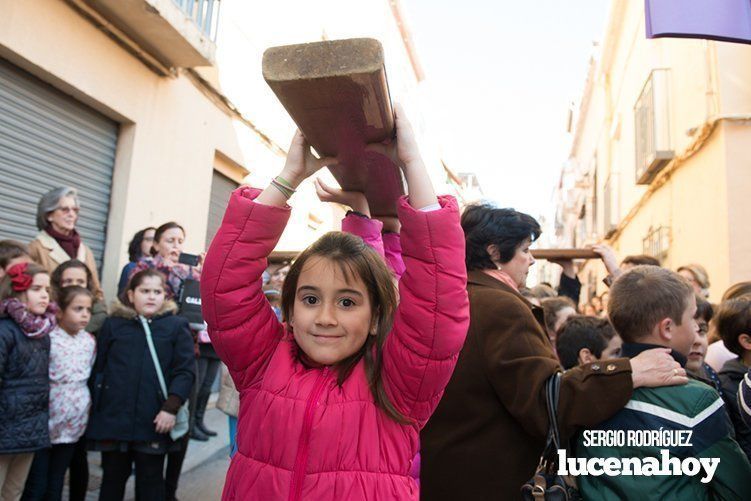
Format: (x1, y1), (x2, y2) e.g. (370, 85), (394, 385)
(0, 58), (118, 272)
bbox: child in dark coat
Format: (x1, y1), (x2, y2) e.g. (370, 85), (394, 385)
(715, 295), (751, 461)
(86, 269), (194, 501)
(0, 263), (55, 500)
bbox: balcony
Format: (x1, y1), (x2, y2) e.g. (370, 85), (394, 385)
(83, 0), (219, 68)
(603, 173), (619, 238)
(634, 69), (674, 185)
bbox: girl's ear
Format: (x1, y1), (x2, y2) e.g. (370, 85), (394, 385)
(126, 289), (135, 306)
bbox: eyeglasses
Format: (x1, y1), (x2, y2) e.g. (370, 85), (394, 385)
(56, 206), (80, 214)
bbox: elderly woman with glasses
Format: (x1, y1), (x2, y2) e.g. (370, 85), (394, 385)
(28, 187), (102, 299)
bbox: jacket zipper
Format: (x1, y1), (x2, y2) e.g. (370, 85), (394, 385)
(288, 367), (329, 501)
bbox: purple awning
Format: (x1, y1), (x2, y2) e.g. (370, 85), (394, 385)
(645, 0), (751, 44)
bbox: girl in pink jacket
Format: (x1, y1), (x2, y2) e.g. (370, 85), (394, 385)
(201, 105), (469, 501)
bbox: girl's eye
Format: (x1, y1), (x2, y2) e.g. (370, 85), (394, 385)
(339, 298), (355, 308)
(302, 296), (318, 305)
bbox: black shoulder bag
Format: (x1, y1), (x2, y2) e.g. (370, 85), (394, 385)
(521, 372), (581, 501)
(178, 275), (203, 325)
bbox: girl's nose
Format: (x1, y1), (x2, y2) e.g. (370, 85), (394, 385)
(315, 303), (338, 327)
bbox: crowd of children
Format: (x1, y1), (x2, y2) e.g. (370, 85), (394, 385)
(0, 230), (208, 500)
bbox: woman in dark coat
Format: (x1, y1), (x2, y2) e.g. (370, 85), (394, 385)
(419, 203), (688, 499)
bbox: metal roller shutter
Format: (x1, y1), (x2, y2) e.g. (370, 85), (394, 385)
(0, 58), (118, 272)
(205, 170), (238, 249)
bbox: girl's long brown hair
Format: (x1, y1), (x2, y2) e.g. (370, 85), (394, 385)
(281, 232), (409, 423)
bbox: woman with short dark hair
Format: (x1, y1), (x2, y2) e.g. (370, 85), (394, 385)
(117, 227), (156, 297)
(419, 202), (687, 499)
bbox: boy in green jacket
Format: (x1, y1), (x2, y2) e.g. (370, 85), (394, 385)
(572, 266), (751, 500)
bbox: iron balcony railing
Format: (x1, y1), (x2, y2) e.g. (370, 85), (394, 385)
(173, 0), (221, 41)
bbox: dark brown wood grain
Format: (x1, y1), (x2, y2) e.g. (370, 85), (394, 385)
(263, 38), (403, 216)
(531, 249), (600, 260)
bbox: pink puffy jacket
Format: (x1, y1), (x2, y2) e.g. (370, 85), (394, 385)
(341, 212), (406, 279)
(201, 188), (469, 501)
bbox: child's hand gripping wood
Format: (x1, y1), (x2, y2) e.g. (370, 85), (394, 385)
(314, 178), (370, 217)
(257, 130), (337, 208)
(365, 103), (437, 210)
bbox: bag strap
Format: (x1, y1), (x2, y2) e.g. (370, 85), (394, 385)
(139, 315), (169, 401)
(541, 372), (563, 472)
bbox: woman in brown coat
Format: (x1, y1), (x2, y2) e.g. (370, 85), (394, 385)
(28, 187), (102, 299)
(419, 203), (688, 500)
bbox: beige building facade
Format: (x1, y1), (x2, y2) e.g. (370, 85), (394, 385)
(554, 0), (751, 303)
(0, 0), (468, 302)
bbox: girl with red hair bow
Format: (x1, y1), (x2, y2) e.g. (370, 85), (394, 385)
(0, 262), (55, 500)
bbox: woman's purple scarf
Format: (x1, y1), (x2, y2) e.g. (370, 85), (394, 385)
(0, 298), (58, 338)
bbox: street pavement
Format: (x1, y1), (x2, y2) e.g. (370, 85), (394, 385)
(77, 404), (230, 500)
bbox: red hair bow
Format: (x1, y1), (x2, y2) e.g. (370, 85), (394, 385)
(7, 262), (33, 292)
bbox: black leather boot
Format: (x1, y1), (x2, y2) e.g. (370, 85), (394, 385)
(190, 426), (209, 441)
(196, 420), (217, 437)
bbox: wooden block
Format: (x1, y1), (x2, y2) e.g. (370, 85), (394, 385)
(268, 250), (299, 264)
(531, 249), (600, 260)
(263, 38), (403, 216)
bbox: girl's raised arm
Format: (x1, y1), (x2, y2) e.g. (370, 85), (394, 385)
(201, 132), (334, 382)
(372, 106), (469, 424)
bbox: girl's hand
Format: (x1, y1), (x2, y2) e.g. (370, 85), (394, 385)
(366, 103), (437, 210)
(365, 103), (423, 171)
(375, 216), (401, 233)
(280, 130), (337, 189)
(154, 411), (176, 433)
(314, 178), (370, 216)
(257, 130), (338, 207)
(591, 243), (620, 277)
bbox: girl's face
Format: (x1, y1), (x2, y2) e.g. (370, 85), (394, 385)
(127, 276), (166, 318)
(501, 239), (535, 288)
(47, 195), (79, 234)
(22, 274), (51, 315)
(289, 257), (373, 366)
(61, 267), (88, 288)
(155, 228), (185, 265)
(687, 316), (710, 372)
(271, 265), (290, 290)
(140, 229), (156, 258)
(59, 294), (92, 334)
